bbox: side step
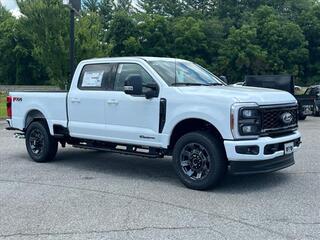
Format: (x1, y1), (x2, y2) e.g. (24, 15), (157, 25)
(72, 143), (164, 158)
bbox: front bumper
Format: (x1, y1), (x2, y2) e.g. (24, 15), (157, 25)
(229, 154), (295, 175)
(224, 131), (301, 161)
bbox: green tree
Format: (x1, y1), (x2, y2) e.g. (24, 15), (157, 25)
(83, 0), (99, 12)
(185, 0), (216, 16)
(18, 0), (69, 87)
(297, 4), (320, 84)
(218, 25), (268, 82)
(0, 6), (19, 84)
(138, 0), (185, 17)
(75, 12), (105, 61)
(136, 13), (171, 56)
(253, 6), (309, 79)
(106, 11), (139, 56)
(137, 0), (165, 14)
(115, 0), (132, 12)
(99, 0), (114, 28)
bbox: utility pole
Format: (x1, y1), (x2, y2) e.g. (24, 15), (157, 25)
(70, 8), (75, 81)
(63, 0), (81, 89)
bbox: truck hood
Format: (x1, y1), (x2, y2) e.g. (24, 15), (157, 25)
(176, 85), (297, 105)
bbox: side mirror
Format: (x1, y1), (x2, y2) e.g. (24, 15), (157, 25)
(220, 76), (228, 85)
(124, 75), (143, 96)
(144, 83), (159, 99)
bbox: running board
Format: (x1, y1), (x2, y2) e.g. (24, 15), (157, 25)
(72, 144), (164, 158)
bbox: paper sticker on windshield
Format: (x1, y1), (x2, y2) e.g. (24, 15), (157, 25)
(82, 71), (104, 87)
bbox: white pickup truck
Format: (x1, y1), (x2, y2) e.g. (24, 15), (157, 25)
(6, 57), (302, 190)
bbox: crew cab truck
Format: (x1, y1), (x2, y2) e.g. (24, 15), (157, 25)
(6, 57), (302, 190)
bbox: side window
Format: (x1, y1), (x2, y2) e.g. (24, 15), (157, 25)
(113, 63), (156, 93)
(78, 64), (112, 90)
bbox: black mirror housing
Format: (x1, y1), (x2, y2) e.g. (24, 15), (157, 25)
(144, 83), (159, 99)
(124, 75), (143, 95)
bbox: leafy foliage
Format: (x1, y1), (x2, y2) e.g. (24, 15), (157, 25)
(0, 0), (319, 86)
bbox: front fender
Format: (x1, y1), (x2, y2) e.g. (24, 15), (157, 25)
(162, 105), (233, 145)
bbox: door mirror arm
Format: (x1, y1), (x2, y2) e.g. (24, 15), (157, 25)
(144, 84), (159, 99)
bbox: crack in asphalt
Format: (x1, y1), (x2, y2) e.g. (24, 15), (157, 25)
(0, 226), (228, 239)
(0, 178), (299, 239)
(264, 219), (320, 226)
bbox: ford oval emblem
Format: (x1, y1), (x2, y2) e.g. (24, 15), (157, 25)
(281, 112), (293, 125)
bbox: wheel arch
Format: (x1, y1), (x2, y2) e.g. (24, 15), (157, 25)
(24, 109), (49, 131)
(168, 118), (225, 152)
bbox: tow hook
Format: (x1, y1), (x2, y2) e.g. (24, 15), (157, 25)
(14, 132), (25, 139)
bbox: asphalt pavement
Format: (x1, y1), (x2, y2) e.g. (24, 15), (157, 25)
(0, 118), (319, 240)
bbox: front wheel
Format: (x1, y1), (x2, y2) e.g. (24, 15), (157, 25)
(172, 131), (227, 190)
(25, 121), (58, 163)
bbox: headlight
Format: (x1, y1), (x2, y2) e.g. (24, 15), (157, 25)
(239, 107), (261, 136)
(231, 103), (261, 139)
(241, 109), (259, 118)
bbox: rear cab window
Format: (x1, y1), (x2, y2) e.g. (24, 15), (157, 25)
(78, 64), (114, 90)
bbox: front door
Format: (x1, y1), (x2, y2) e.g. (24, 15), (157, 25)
(105, 63), (161, 147)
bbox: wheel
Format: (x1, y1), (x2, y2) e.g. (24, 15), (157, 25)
(172, 131), (227, 190)
(25, 121), (58, 163)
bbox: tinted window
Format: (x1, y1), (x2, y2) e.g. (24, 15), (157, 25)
(78, 64), (113, 90)
(148, 60), (222, 86)
(114, 63), (156, 93)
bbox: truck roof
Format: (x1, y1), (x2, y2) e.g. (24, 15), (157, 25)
(81, 56), (188, 64)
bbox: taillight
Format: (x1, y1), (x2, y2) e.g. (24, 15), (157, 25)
(7, 96), (12, 119)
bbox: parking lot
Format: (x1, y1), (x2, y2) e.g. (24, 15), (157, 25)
(0, 118), (319, 240)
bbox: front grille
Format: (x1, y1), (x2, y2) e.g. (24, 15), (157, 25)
(261, 105), (298, 135)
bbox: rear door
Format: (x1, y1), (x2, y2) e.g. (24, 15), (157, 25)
(68, 63), (113, 140)
(105, 63), (161, 147)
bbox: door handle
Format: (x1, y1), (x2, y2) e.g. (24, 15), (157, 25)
(71, 98), (80, 103)
(107, 99), (119, 105)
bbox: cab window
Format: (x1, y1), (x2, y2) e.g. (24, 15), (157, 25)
(113, 63), (156, 94)
(78, 64), (113, 90)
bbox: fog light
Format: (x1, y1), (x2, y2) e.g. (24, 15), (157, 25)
(236, 146), (259, 155)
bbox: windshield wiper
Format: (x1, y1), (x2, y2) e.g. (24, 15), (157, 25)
(171, 82), (224, 86)
(205, 83), (224, 86)
(171, 83), (208, 86)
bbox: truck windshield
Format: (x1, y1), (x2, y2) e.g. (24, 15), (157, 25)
(148, 60), (224, 86)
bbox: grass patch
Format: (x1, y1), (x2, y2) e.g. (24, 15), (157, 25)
(0, 94), (7, 119)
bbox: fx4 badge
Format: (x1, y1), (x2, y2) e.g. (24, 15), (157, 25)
(13, 97), (22, 102)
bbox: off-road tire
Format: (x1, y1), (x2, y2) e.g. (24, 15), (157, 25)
(25, 121), (58, 163)
(172, 131), (227, 190)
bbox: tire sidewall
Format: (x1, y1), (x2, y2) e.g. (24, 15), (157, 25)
(172, 132), (226, 190)
(25, 121), (54, 162)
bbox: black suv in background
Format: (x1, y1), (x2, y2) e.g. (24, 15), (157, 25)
(305, 85), (320, 116)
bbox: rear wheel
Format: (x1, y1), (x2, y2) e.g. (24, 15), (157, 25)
(25, 121), (58, 163)
(172, 131), (227, 190)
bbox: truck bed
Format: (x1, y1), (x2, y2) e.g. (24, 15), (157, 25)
(9, 91), (68, 134)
